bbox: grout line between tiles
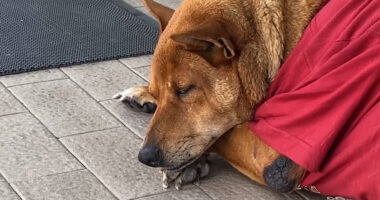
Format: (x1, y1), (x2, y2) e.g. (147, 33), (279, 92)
(134, 0), (182, 9)
(7, 185), (24, 200)
(59, 126), (122, 139)
(4, 81), (120, 200)
(58, 68), (141, 138)
(196, 185), (216, 200)
(0, 173), (24, 200)
(130, 68), (149, 82)
(59, 68), (145, 139)
(133, 65), (150, 69)
(4, 88), (88, 168)
(6, 77), (69, 88)
(0, 81), (28, 115)
(296, 190), (318, 200)
(11, 169), (87, 184)
(132, 188), (186, 200)
(0, 111), (27, 119)
(58, 68), (140, 135)
(58, 68), (101, 103)
(117, 60), (149, 83)
(2, 61), (157, 200)
(59, 69), (113, 103)
(98, 97), (114, 101)
(55, 136), (120, 199)
(98, 101), (147, 140)
(133, 192), (170, 200)
(1, 82), (76, 200)
(133, 185), (212, 200)
(57, 67), (106, 102)
(100, 103), (146, 140)
(60, 140), (123, 200)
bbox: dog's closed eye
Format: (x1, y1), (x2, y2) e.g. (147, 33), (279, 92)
(176, 85), (195, 98)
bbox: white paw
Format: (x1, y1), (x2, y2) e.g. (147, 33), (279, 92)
(113, 86), (156, 113)
(113, 88), (136, 102)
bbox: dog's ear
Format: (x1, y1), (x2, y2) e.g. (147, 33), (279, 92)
(170, 23), (236, 67)
(143, 0), (174, 32)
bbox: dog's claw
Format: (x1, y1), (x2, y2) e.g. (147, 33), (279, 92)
(194, 180), (200, 186)
(174, 178), (182, 190)
(113, 86), (157, 113)
(160, 155), (210, 190)
(112, 93), (122, 99)
(161, 169), (179, 189)
(163, 179), (169, 190)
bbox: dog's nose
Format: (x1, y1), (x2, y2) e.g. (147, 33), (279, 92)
(138, 146), (162, 167)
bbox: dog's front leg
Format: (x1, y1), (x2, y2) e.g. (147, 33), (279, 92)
(113, 86), (157, 113)
(211, 122), (305, 193)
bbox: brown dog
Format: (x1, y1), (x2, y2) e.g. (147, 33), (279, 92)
(114, 0), (324, 193)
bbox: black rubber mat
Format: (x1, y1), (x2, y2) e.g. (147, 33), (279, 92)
(0, 0), (159, 76)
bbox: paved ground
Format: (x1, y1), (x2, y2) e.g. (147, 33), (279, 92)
(0, 1), (326, 200)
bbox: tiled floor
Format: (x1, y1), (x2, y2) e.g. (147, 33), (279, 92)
(0, 1), (325, 200)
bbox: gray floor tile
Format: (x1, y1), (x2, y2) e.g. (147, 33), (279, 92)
(137, 188), (211, 200)
(121, 0), (143, 7)
(60, 127), (190, 200)
(296, 190), (326, 200)
(0, 113), (83, 182)
(133, 66), (151, 81)
(0, 177), (20, 200)
(0, 69), (67, 87)
(0, 84), (25, 116)
(61, 60), (147, 101)
(199, 160), (304, 200)
(101, 100), (151, 138)
(136, 7), (153, 19)
(135, 0), (181, 19)
(119, 55), (152, 69)
(12, 170), (116, 200)
(8, 79), (122, 137)
(122, 0), (181, 8)
(155, 0), (182, 9)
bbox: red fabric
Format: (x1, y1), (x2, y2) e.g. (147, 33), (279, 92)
(249, 0), (380, 199)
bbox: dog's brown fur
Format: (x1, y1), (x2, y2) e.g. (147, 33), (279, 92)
(130, 0), (324, 192)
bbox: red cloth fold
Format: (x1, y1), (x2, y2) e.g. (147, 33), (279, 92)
(249, 0), (380, 199)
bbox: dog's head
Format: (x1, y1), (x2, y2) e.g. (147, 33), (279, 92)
(138, 0), (282, 169)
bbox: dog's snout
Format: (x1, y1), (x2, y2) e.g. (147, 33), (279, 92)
(138, 146), (162, 167)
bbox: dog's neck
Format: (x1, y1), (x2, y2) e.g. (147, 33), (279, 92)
(245, 0), (286, 82)
(238, 0), (324, 109)
(282, 0), (325, 57)
(247, 0), (324, 79)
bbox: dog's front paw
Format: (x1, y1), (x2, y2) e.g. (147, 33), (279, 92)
(160, 155), (210, 190)
(113, 86), (157, 113)
(263, 156), (299, 193)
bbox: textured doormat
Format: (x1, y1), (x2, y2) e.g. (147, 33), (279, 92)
(0, 0), (159, 76)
